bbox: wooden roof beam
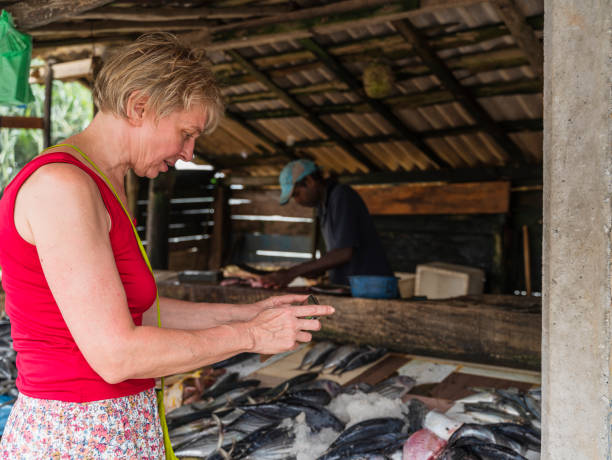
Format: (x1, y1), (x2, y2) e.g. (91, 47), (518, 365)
(490, 0), (543, 77)
(73, 5), (292, 21)
(6, 0), (115, 30)
(227, 164), (542, 187)
(299, 37), (450, 169)
(233, 78), (542, 119)
(226, 49), (380, 172)
(277, 118), (542, 148)
(29, 20), (209, 38)
(392, 19), (531, 165)
(194, 0), (487, 52)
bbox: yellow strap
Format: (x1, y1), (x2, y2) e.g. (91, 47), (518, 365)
(44, 144), (178, 460)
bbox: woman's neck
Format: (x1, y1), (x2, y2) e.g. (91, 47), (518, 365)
(65, 113), (132, 191)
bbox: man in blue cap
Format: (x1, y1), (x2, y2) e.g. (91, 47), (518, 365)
(260, 159), (392, 287)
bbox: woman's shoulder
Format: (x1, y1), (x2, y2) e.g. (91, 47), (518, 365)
(18, 156), (102, 213)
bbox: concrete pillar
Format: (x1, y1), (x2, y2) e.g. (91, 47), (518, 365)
(542, 1), (612, 458)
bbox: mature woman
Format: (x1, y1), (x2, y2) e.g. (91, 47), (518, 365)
(0, 32), (332, 458)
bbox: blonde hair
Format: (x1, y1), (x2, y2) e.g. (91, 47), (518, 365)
(93, 32), (223, 134)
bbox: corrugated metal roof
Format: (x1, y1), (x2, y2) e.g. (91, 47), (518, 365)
(16, 0), (544, 178)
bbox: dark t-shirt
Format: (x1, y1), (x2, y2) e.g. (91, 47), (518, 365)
(317, 181), (393, 285)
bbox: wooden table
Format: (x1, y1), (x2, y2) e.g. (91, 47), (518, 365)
(157, 279), (541, 371)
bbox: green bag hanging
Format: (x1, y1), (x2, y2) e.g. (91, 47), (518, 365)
(0, 10), (34, 105)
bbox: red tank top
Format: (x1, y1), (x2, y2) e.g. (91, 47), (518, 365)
(0, 153), (156, 402)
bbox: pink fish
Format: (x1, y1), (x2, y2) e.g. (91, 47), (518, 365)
(402, 429), (447, 460)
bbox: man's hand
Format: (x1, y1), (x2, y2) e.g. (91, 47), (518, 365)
(259, 269), (295, 288)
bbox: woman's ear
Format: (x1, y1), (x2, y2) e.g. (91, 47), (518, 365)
(125, 91), (149, 126)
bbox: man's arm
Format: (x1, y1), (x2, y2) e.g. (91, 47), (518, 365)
(260, 247), (352, 287)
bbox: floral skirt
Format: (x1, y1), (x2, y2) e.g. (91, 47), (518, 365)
(0, 388), (165, 459)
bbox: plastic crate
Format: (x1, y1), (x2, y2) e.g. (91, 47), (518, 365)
(415, 262), (485, 299)
(349, 275), (398, 299)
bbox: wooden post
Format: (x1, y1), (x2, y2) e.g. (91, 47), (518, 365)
(43, 62), (53, 149)
(522, 224), (531, 295)
(145, 171), (175, 269)
(208, 182), (229, 270)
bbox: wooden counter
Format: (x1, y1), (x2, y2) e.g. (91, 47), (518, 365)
(157, 280), (541, 371)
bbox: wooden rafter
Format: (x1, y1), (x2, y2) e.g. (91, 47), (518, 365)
(226, 76), (541, 106)
(73, 5), (292, 21)
(490, 0), (543, 77)
(226, 49), (380, 172)
(232, 78), (542, 119)
(299, 37), (450, 169)
(392, 19), (530, 165)
(6, 0), (115, 29)
(192, 0), (487, 51)
(227, 164), (541, 187)
(274, 118), (542, 149)
(29, 20), (208, 38)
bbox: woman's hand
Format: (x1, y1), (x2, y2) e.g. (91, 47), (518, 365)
(252, 294), (310, 311)
(245, 303), (334, 355)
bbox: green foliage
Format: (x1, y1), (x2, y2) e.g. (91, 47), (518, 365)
(0, 80), (93, 190)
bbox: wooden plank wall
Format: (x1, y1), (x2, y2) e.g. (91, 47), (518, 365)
(355, 181), (511, 215)
(135, 171), (215, 270)
(228, 187), (314, 264)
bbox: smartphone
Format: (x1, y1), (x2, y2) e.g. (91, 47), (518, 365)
(303, 294), (319, 319)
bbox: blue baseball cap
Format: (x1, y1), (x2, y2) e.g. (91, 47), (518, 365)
(279, 159), (318, 205)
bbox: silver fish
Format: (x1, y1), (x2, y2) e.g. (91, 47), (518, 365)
(299, 341), (337, 370)
(321, 345), (360, 373)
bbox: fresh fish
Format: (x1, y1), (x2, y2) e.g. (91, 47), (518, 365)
(463, 402), (525, 424)
(292, 378), (343, 398)
(334, 347), (387, 375)
(227, 411), (278, 434)
(319, 432), (407, 460)
(212, 352), (259, 369)
(460, 442), (528, 460)
(202, 378), (261, 401)
(342, 382), (374, 394)
(371, 376), (416, 400)
(489, 423), (541, 451)
(174, 429), (244, 458)
(278, 389), (331, 406)
(406, 398), (429, 433)
(522, 394), (541, 421)
(321, 345), (360, 373)
(438, 446), (481, 460)
(243, 433), (297, 459)
(327, 417), (406, 451)
(208, 425), (295, 460)
(402, 429), (447, 460)
(451, 435), (525, 456)
(299, 341), (337, 370)
(238, 400), (345, 432)
(262, 372), (319, 400)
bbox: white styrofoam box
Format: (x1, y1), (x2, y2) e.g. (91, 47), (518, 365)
(395, 272), (416, 299)
(415, 262), (485, 299)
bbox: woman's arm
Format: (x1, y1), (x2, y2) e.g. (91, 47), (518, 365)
(18, 164), (333, 384)
(142, 293), (312, 330)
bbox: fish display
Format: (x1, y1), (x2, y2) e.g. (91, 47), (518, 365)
(164, 341), (541, 460)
